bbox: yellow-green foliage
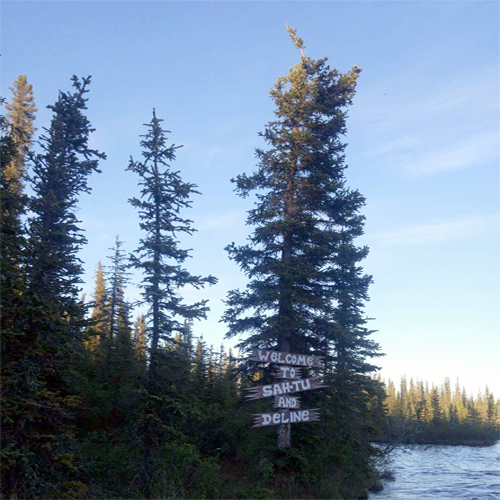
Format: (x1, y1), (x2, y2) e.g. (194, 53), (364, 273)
(382, 376), (500, 445)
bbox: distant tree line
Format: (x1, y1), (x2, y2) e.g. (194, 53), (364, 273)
(379, 376), (500, 445)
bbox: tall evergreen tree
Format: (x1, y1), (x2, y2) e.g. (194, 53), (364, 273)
(114, 276), (136, 372)
(127, 109), (217, 373)
(105, 236), (131, 354)
(484, 387), (496, 428)
(430, 387), (443, 423)
(0, 101), (30, 497)
(222, 27), (382, 449)
(86, 260), (109, 352)
(2, 76), (104, 498)
(27, 75), (104, 310)
(0, 91), (31, 409)
(0, 97), (26, 332)
(4, 75), (37, 195)
(133, 313), (148, 367)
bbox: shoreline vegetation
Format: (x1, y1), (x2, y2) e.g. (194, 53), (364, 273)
(376, 376), (500, 447)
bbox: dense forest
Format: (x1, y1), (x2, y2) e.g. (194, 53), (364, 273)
(380, 376), (500, 446)
(1, 31), (498, 500)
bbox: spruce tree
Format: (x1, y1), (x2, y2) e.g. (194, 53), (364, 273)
(106, 236), (130, 344)
(222, 27), (382, 450)
(484, 388), (496, 428)
(99, 238), (136, 422)
(127, 109), (217, 373)
(133, 314), (148, 367)
(430, 387), (443, 424)
(86, 260), (109, 352)
(0, 101), (30, 497)
(3, 76), (104, 498)
(0, 81), (34, 342)
(0, 93), (31, 424)
(4, 75), (37, 195)
(27, 75), (104, 308)
(0, 98), (26, 333)
(193, 338), (209, 393)
(415, 381), (428, 423)
(114, 276), (136, 376)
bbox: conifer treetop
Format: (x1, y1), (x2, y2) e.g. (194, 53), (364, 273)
(4, 74), (37, 194)
(285, 23), (306, 55)
(6, 75), (37, 145)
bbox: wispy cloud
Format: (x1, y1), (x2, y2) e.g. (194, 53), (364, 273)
(359, 68), (498, 133)
(372, 214), (498, 246)
(406, 131), (499, 177)
(364, 135), (422, 159)
(196, 211), (245, 231)
(356, 68), (499, 177)
(182, 135), (258, 171)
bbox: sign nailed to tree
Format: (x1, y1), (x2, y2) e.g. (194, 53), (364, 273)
(244, 377), (327, 400)
(274, 396), (301, 409)
(246, 349), (326, 427)
(248, 349), (324, 368)
(275, 366), (302, 379)
(252, 409), (320, 428)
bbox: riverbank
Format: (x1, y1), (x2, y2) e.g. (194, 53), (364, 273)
(379, 414), (500, 447)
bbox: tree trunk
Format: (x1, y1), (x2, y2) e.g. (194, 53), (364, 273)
(276, 156), (297, 450)
(277, 336), (291, 449)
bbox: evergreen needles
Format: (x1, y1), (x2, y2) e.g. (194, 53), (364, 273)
(127, 110), (217, 368)
(222, 27), (383, 450)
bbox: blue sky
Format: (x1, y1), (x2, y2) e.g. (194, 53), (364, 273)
(2, 1), (499, 395)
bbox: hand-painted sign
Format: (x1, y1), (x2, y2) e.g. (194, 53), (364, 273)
(246, 349), (326, 435)
(248, 349), (324, 368)
(244, 377), (327, 400)
(274, 396), (301, 409)
(252, 409), (320, 428)
(275, 365), (302, 379)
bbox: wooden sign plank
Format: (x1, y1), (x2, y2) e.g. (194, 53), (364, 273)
(248, 349), (324, 368)
(275, 365), (302, 379)
(252, 409), (320, 428)
(274, 396), (301, 409)
(244, 377), (327, 400)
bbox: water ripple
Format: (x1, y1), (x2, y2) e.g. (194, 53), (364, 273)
(370, 441), (500, 499)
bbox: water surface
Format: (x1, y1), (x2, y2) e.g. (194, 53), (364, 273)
(370, 441), (500, 499)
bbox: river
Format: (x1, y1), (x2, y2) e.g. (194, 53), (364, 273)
(369, 441), (500, 499)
